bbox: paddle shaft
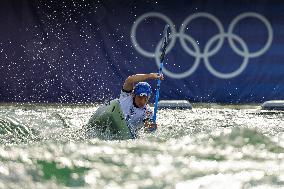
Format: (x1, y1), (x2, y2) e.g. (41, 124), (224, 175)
(152, 25), (170, 124)
(152, 63), (163, 123)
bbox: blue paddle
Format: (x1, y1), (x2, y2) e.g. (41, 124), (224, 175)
(152, 25), (171, 124)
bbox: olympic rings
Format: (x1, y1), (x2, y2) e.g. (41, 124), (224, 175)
(130, 12), (273, 79)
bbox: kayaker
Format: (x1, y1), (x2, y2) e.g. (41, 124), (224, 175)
(120, 73), (163, 138)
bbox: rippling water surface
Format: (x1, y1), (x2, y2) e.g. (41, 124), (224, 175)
(0, 103), (283, 189)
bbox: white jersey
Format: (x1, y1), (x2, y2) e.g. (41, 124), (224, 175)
(119, 90), (153, 138)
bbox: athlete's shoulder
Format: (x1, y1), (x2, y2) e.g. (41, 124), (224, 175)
(119, 87), (132, 99)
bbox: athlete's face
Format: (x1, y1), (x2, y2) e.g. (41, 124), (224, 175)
(134, 95), (149, 108)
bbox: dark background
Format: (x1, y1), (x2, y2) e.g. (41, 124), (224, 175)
(0, 0), (283, 103)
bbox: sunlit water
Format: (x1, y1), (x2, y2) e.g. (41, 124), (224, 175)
(0, 103), (283, 189)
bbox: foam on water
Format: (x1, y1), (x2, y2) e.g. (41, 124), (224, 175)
(0, 103), (283, 188)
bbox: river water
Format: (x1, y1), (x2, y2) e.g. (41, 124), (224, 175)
(0, 103), (283, 189)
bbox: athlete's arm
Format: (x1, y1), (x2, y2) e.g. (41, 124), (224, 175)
(123, 73), (164, 91)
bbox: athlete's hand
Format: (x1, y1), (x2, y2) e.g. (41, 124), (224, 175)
(144, 122), (157, 133)
(149, 73), (164, 80)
